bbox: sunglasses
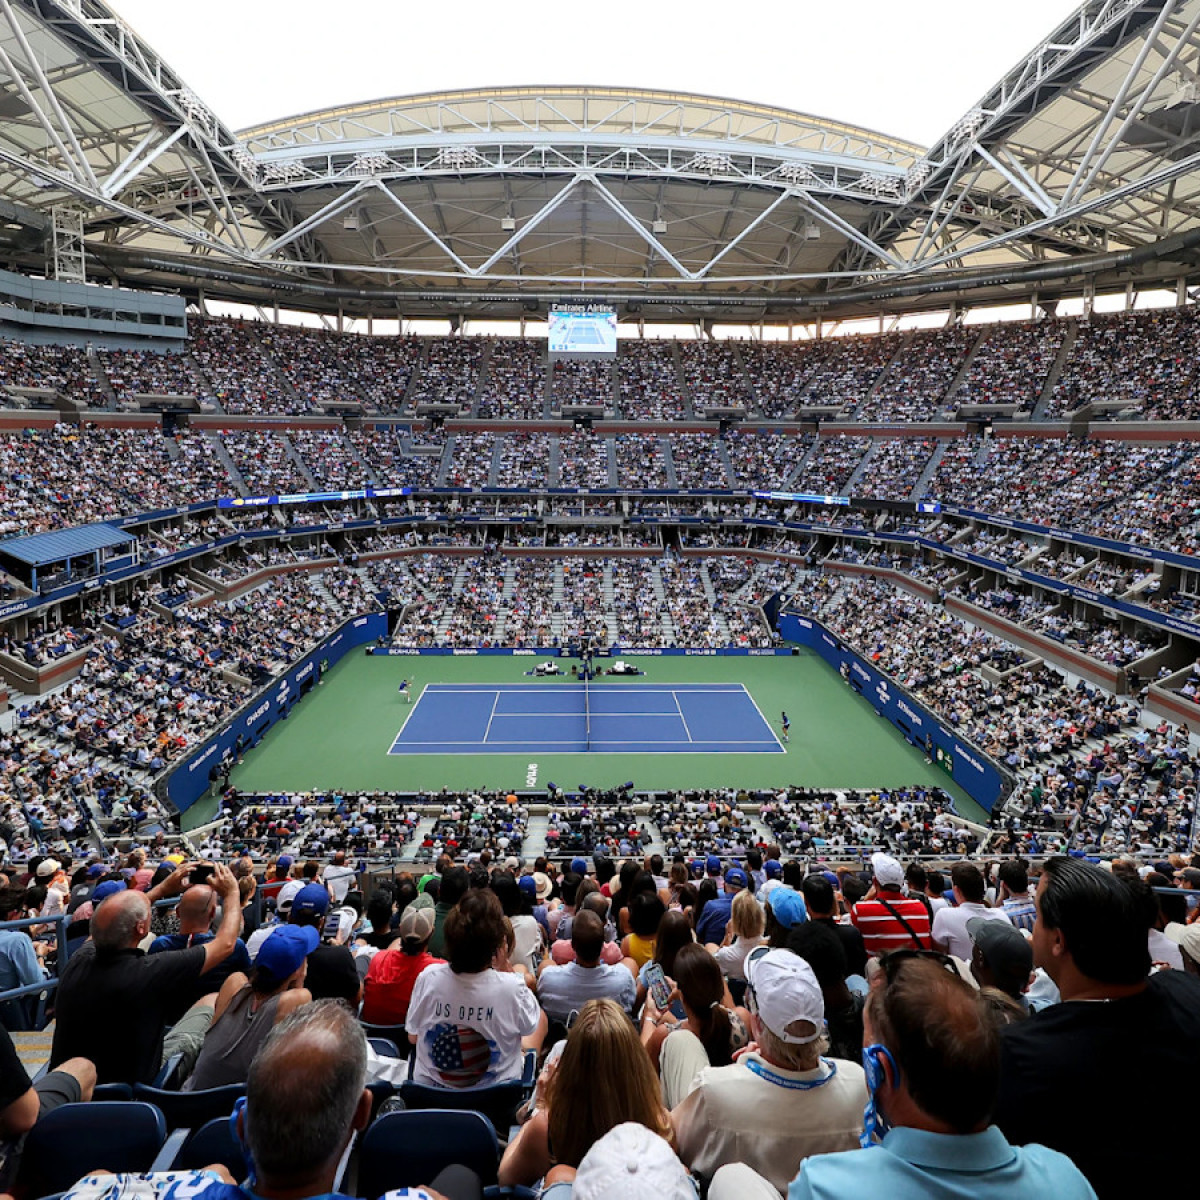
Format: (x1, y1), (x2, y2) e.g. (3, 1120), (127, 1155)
(878, 948), (961, 984)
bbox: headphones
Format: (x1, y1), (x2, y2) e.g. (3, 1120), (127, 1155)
(859, 1043), (900, 1148)
(230, 1097), (256, 1186)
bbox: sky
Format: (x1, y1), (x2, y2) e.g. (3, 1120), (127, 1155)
(107, 0), (1085, 146)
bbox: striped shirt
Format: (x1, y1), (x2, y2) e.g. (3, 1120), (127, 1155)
(1002, 895), (1037, 933)
(851, 895), (932, 955)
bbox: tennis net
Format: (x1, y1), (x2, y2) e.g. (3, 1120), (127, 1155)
(584, 672), (591, 751)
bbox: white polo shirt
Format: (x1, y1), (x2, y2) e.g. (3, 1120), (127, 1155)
(931, 901), (1012, 960)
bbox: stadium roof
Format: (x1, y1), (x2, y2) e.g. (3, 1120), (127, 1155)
(3, 1), (1200, 319)
(0, 522), (133, 567)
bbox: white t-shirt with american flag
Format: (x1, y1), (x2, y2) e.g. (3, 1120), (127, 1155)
(407, 963), (541, 1090)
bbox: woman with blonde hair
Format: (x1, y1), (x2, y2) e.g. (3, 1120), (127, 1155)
(498, 998), (673, 1188)
(707, 888), (766, 983)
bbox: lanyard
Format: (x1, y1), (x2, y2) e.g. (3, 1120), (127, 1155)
(743, 1056), (838, 1091)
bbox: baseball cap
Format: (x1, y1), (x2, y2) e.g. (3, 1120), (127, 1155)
(91, 880), (126, 904)
(570, 858), (589, 876)
(745, 947), (824, 1044)
(763, 860), (783, 879)
(398, 905), (435, 946)
(705, 855), (722, 876)
(518, 874), (537, 899)
(724, 868), (748, 889)
(276, 855), (294, 870)
(256, 924), (319, 982)
(86, 864), (105, 879)
(1176, 923), (1200, 967)
(572, 1123), (694, 1200)
(291, 884), (330, 917)
(36, 858), (61, 878)
(870, 852), (905, 888)
(767, 887), (807, 929)
(967, 917), (1033, 981)
(1175, 867), (1200, 888)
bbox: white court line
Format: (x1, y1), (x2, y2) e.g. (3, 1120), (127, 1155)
(742, 684), (787, 752)
(482, 692), (501, 743)
(385, 686), (431, 754)
(672, 690), (695, 743)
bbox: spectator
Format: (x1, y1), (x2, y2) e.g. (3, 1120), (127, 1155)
(851, 854), (932, 955)
(536, 911), (636, 1023)
(706, 888), (766, 982)
(407, 887), (546, 1089)
(49, 862), (242, 1084)
(966, 917), (1033, 1012)
(712, 953), (1094, 1199)
(361, 901), (443, 1026)
(644, 942), (751, 1106)
(996, 860), (1037, 931)
(499, 998), (672, 1189)
(931, 863), (1012, 960)
(620, 892), (666, 969)
(184, 924), (315, 1090)
(429, 865), (468, 958)
(801, 873), (867, 980)
(696, 868), (746, 946)
(672, 947), (866, 1192)
(0, 1026), (94, 1191)
(994, 857), (1200, 1196)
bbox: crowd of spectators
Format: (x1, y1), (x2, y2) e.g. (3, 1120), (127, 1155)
(476, 340), (545, 419)
(679, 342), (753, 412)
(952, 320), (1067, 411)
(617, 341), (687, 420)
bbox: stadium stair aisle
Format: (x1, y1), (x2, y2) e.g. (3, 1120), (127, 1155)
(12, 1028), (52, 1075)
(521, 813), (548, 860)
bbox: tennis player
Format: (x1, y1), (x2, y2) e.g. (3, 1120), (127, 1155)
(398, 678), (411, 702)
(781, 711), (790, 743)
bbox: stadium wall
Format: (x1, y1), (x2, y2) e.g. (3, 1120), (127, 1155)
(777, 609), (1011, 813)
(159, 611), (388, 815)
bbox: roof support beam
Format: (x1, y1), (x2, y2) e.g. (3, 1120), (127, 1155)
(101, 124), (187, 198)
(1060, 0), (1184, 208)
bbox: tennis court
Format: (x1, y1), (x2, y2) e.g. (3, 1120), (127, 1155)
(387, 682), (784, 755)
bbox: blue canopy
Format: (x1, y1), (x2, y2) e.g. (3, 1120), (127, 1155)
(0, 523), (135, 567)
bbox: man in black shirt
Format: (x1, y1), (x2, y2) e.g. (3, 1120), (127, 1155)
(994, 857), (1200, 1198)
(800, 874), (867, 979)
(0, 1027), (94, 1190)
(50, 862), (243, 1085)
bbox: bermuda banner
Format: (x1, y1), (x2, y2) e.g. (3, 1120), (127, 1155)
(160, 611), (388, 815)
(777, 610), (1011, 813)
(367, 646), (795, 657)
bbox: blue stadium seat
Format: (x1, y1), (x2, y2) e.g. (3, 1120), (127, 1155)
(164, 1115), (245, 1177)
(361, 1022), (410, 1058)
(367, 1037), (401, 1059)
(18, 1101), (166, 1196)
(133, 1082), (246, 1131)
(357, 1110), (500, 1198)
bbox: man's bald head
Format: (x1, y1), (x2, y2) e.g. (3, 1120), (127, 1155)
(244, 1001), (369, 1186)
(92, 889), (150, 951)
(176, 885), (216, 932)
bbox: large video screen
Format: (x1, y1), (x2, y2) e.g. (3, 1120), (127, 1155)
(548, 304), (618, 357)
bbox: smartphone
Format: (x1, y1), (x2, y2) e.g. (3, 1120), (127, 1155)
(190, 864), (215, 886)
(644, 963), (672, 1012)
(321, 912), (342, 942)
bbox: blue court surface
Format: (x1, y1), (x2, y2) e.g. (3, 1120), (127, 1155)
(387, 682), (785, 755)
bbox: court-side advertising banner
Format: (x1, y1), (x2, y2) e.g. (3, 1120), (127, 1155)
(161, 611), (388, 815)
(777, 610), (1009, 813)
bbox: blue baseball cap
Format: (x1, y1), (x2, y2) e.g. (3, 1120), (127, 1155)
(570, 858), (588, 876)
(291, 884), (330, 917)
(91, 880), (126, 904)
(277, 855), (294, 870)
(768, 888), (808, 929)
(764, 860), (783, 879)
(724, 868), (748, 889)
(86, 864), (105, 879)
(518, 874), (537, 898)
(256, 924), (318, 981)
(705, 855), (722, 876)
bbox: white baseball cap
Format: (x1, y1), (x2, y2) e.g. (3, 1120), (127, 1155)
(870, 852), (905, 888)
(745, 947), (825, 1044)
(573, 1123), (694, 1200)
